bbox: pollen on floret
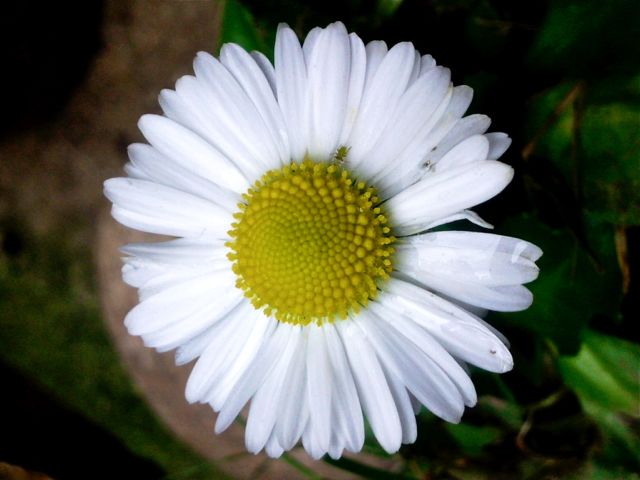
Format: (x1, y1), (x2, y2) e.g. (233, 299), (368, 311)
(226, 158), (395, 325)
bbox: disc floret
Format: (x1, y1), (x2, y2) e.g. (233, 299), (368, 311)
(226, 159), (395, 325)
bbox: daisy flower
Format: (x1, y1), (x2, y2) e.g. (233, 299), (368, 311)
(104, 22), (541, 460)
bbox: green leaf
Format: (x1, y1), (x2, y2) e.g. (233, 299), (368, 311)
(527, 0), (640, 75)
(559, 330), (639, 416)
(444, 423), (502, 457)
(580, 100), (640, 225)
(219, 0), (273, 57)
(559, 330), (640, 470)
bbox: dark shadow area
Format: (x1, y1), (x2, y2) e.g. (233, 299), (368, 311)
(0, 361), (165, 480)
(0, 2), (104, 138)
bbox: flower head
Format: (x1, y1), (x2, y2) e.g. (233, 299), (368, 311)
(104, 21), (541, 459)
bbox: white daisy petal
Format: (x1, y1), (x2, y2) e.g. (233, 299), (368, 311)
(275, 332), (309, 450)
(250, 51), (276, 93)
(374, 84), (476, 198)
(123, 266), (238, 336)
(416, 209), (494, 231)
(396, 231), (540, 310)
(206, 311), (276, 411)
(193, 53), (283, 171)
(381, 363), (418, 444)
(324, 323), (364, 453)
(220, 43), (290, 164)
(275, 23), (309, 161)
(185, 300), (257, 401)
(337, 319), (402, 454)
(370, 301), (477, 407)
(305, 324), (333, 453)
(421, 54), (436, 71)
(386, 160), (514, 236)
(486, 132), (512, 160)
(306, 22), (351, 160)
(302, 26), (323, 58)
(348, 41), (417, 167)
(355, 310), (465, 423)
(338, 33), (367, 144)
(215, 322), (293, 434)
(265, 434), (285, 459)
(385, 278), (513, 373)
(137, 114), (249, 193)
(363, 40), (388, 89)
(120, 237), (227, 265)
(359, 66), (452, 180)
(105, 177), (233, 239)
(433, 131), (490, 171)
(159, 79), (266, 182)
(126, 144), (239, 211)
(245, 326), (301, 454)
(397, 231), (541, 287)
(104, 21), (541, 461)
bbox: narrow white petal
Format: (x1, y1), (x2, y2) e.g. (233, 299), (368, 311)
(127, 144), (239, 211)
(306, 324), (332, 453)
(105, 177), (233, 239)
(302, 26), (322, 59)
(185, 301), (256, 401)
(245, 326), (301, 454)
(337, 319), (402, 454)
(302, 422), (326, 460)
(193, 52), (282, 171)
(411, 274), (534, 311)
(275, 23), (309, 161)
(416, 209), (494, 231)
(121, 237), (227, 266)
(265, 434), (284, 458)
(348, 42), (417, 167)
(421, 54), (436, 71)
(323, 323), (364, 453)
(220, 43), (290, 164)
(137, 114), (249, 193)
(175, 305), (238, 366)
(250, 51), (276, 93)
(359, 66), (451, 180)
(215, 322), (293, 434)
(207, 312), (277, 410)
(123, 266), (236, 336)
(275, 332), (309, 450)
(384, 278), (513, 373)
(434, 132), (490, 171)
(381, 362), (417, 444)
(375, 84), (476, 198)
(429, 118), (491, 170)
(338, 33), (367, 144)
(355, 311), (465, 423)
(486, 132), (512, 160)
(370, 301), (477, 407)
(363, 40), (388, 90)
(408, 49), (422, 84)
(306, 22), (351, 160)
(386, 160), (514, 236)
(159, 79), (265, 181)
(397, 231), (541, 288)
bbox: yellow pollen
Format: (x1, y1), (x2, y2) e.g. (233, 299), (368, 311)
(226, 159), (395, 325)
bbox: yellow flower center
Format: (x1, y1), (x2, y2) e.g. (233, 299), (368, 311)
(227, 159), (395, 325)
